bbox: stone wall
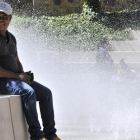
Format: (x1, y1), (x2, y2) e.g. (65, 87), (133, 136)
(100, 0), (140, 12)
(33, 0), (85, 16)
(1, 0), (139, 16)
(0, 0), (85, 16)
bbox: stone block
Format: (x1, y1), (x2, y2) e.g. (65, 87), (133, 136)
(9, 96), (30, 140)
(130, 30), (140, 40)
(0, 96), (15, 140)
(0, 95), (30, 140)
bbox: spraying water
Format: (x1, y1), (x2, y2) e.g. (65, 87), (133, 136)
(9, 18), (140, 140)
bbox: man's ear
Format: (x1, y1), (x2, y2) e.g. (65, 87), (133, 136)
(9, 15), (12, 21)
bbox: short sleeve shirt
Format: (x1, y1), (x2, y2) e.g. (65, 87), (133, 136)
(0, 31), (19, 73)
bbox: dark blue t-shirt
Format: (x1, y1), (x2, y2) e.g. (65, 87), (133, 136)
(0, 31), (19, 73)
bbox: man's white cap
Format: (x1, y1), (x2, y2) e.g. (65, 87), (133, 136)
(0, 2), (12, 15)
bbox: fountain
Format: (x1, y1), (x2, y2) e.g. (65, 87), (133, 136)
(9, 16), (140, 140)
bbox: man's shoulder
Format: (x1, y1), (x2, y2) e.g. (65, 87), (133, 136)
(7, 31), (16, 39)
(7, 31), (17, 44)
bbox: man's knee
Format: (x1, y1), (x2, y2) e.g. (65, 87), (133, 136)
(20, 86), (36, 100)
(45, 88), (52, 99)
(40, 88), (53, 102)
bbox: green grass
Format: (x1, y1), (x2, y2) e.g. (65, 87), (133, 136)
(11, 3), (140, 51)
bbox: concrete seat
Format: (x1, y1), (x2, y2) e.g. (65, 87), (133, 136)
(0, 95), (30, 140)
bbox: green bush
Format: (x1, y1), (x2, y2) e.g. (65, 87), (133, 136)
(11, 3), (140, 51)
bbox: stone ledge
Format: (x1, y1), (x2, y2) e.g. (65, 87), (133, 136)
(0, 95), (30, 140)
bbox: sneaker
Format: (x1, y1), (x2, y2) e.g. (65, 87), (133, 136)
(53, 137), (61, 140)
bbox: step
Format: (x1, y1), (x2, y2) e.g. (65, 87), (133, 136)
(62, 62), (140, 73)
(56, 124), (140, 140)
(58, 131), (140, 140)
(55, 52), (140, 63)
(130, 30), (140, 40)
(36, 51), (140, 63)
(65, 62), (140, 69)
(110, 40), (140, 51)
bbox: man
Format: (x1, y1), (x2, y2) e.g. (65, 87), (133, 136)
(0, 2), (60, 140)
(96, 37), (115, 73)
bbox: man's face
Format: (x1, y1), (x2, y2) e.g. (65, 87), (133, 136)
(0, 12), (12, 33)
(103, 41), (111, 50)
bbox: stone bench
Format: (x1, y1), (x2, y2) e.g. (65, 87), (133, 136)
(0, 95), (30, 140)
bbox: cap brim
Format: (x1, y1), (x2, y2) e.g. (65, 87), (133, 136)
(0, 10), (11, 15)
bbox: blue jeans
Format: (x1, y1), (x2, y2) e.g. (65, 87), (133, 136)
(0, 78), (57, 140)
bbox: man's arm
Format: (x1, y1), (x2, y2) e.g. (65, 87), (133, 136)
(15, 55), (24, 73)
(0, 66), (20, 79)
(15, 55), (32, 84)
(0, 66), (31, 85)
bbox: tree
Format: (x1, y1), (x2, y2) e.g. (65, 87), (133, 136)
(54, 0), (61, 5)
(86, 0), (101, 13)
(86, 0), (116, 13)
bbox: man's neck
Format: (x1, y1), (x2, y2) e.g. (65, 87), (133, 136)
(0, 30), (7, 38)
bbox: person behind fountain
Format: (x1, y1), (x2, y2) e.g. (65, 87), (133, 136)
(96, 37), (115, 74)
(0, 2), (60, 140)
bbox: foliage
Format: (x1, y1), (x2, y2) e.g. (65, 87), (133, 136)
(85, 0), (100, 12)
(11, 3), (140, 51)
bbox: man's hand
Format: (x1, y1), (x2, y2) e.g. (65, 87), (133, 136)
(18, 73), (31, 85)
(25, 71), (34, 84)
(25, 71), (31, 75)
